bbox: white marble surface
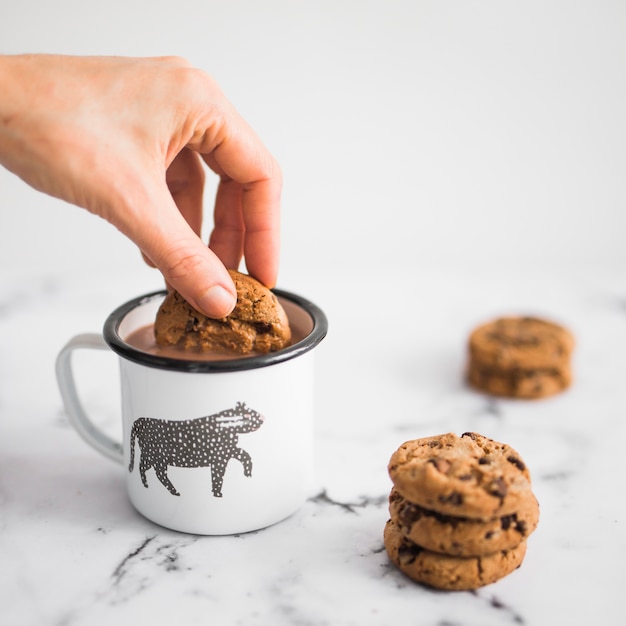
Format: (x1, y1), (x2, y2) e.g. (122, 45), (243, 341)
(1, 263), (625, 625)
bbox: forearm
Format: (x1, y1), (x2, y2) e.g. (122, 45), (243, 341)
(0, 55), (24, 161)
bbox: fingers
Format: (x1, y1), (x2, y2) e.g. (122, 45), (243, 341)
(166, 147), (205, 238)
(131, 174), (236, 318)
(208, 175), (245, 271)
(156, 239), (237, 319)
(141, 134), (279, 316)
(160, 149), (241, 317)
(201, 136), (282, 289)
(115, 60), (280, 303)
(150, 218), (237, 318)
(161, 69), (281, 300)
(239, 172), (281, 289)
(148, 64), (282, 289)
(142, 148), (206, 270)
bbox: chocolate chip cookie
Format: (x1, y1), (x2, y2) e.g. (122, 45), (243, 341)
(155, 270), (291, 354)
(388, 432), (533, 520)
(389, 487), (539, 557)
(467, 315), (574, 399)
(384, 518), (527, 590)
(469, 316), (574, 369)
(468, 364), (572, 400)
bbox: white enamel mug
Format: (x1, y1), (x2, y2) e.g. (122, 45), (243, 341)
(56, 289), (327, 535)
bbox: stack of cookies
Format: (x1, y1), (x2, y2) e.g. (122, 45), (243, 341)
(467, 316), (574, 399)
(385, 432), (539, 591)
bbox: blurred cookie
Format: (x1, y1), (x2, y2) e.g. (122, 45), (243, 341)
(467, 315), (574, 399)
(469, 316), (574, 370)
(389, 487), (539, 557)
(384, 518), (526, 591)
(388, 432), (533, 520)
(468, 364), (572, 399)
(155, 270), (291, 354)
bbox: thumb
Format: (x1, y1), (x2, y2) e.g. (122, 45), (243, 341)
(155, 236), (237, 319)
(134, 195), (237, 319)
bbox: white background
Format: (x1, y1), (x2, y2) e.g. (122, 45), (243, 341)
(1, 0), (625, 289)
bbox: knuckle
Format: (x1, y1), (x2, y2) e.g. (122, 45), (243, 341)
(176, 66), (221, 99)
(253, 151), (280, 181)
(158, 54), (192, 68)
(161, 248), (208, 282)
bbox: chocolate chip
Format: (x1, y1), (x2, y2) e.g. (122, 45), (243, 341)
(388, 490), (402, 505)
(507, 455), (526, 472)
(254, 322), (272, 335)
(487, 477), (508, 499)
(398, 539), (422, 565)
(461, 432), (479, 441)
(429, 458), (451, 474)
(500, 515), (513, 531)
(439, 491), (463, 506)
(398, 503), (422, 528)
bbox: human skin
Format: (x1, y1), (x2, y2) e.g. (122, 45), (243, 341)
(0, 54), (281, 318)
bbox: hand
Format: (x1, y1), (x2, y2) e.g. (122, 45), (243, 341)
(0, 54), (281, 317)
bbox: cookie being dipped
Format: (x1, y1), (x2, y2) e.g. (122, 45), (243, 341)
(155, 270), (291, 355)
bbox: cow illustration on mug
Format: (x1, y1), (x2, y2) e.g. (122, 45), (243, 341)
(128, 402), (264, 497)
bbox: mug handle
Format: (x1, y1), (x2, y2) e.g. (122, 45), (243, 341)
(55, 333), (123, 464)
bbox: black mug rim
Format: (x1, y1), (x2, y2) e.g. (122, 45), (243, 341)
(103, 288), (328, 373)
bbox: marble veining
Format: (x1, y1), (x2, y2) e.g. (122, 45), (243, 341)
(1, 265), (625, 626)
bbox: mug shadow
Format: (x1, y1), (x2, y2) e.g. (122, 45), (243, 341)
(2, 448), (141, 530)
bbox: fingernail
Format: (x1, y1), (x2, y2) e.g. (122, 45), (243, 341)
(197, 285), (236, 318)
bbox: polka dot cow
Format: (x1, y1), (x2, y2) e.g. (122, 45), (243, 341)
(128, 402), (264, 497)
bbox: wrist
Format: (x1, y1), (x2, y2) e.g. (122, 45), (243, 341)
(0, 55), (27, 128)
